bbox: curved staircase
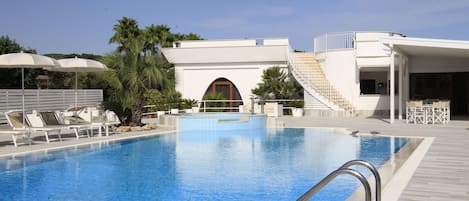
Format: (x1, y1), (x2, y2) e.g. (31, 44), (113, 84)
(288, 52), (356, 114)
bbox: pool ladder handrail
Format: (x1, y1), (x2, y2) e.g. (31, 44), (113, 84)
(297, 160), (382, 201)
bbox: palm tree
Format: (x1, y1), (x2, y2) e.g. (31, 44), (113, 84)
(102, 36), (168, 126)
(109, 17), (141, 52)
(143, 24), (172, 54)
(252, 66), (302, 100)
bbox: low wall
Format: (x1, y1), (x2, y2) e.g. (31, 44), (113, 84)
(160, 113), (266, 132)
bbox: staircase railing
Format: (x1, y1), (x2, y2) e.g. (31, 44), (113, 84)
(288, 53), (355, 113)
(287, 54), (338, 111)
(297, 159), (381, 201)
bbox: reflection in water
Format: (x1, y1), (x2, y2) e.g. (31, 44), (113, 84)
(0, 129), (408, 201)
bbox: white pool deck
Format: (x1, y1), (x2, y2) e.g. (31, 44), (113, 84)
(0, 117), (468, 201)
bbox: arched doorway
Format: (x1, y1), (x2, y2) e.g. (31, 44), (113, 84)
(202, 78), (243, 111)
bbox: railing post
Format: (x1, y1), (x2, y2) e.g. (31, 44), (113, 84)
(6, 90), (9, 110)
(203, 100), (206, 112)
(325, 33), (328, 52)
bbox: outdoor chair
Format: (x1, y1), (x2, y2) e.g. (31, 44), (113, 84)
(5, 110), (63, 144)
(439, 100), (450, 124)
(25, 112), (68, 143)
(39, 111), (91, 139)
(406, 101), (416, 124)
(413, 101), (426, 124)
(0, 112), (31, 147)
(102, 110), (121, 136)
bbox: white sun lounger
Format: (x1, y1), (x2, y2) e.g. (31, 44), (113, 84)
(0, 129), (31, 147)
(39, 111), (91, 140)
(5, 110), (65, 144)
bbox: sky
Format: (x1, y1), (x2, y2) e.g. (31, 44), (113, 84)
(1, 0), (469, 54)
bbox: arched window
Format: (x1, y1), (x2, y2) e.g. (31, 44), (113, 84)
(202, 78), (243, 111)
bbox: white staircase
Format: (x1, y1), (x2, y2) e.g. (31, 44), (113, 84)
(288, 52), (356, 114)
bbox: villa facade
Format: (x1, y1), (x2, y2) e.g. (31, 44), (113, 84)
(162, 32), (469, 123)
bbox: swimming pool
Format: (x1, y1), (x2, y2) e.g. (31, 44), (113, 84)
(0, 128), (410, 200)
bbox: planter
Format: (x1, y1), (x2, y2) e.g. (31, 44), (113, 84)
(292, 108), (304, 117)
(184, 109), (193, 113)
(170, 109), (179, 114)
(192, 107), (199, 113)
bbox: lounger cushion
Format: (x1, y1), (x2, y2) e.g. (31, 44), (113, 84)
(40, 112), (61, 126)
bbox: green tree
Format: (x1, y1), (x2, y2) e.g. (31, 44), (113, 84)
(101, 37), (168, 126)
(251, 66), (303, 100)
(143, 24), (173, 54)
(109, 17), (141, 53)
(0, 35), (38, 89)
(0, 35), (21, 54)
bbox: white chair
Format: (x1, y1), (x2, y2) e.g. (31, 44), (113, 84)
(26, 113), (66, 143)
(5, 110), (64, 144)
(102, 110), (121, 136)
(413, 101), (426, 124)
(406, 101), (416, 124)
(0, 128), (30, 147)
(40, 111), (91, 139)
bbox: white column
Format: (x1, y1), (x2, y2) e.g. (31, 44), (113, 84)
(398, 55), (403, 120)
(404, 57), (409, 103)
(390, 47), (395, 124)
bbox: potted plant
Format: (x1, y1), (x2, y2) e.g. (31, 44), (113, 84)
(180, 99), (198, 113)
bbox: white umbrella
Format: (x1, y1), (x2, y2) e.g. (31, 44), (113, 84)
(0, 52), (59, 127)
(48, 57), (108, 107)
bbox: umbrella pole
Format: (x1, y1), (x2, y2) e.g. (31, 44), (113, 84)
(22, 68), (25, 128)
(75, 72), (78, 107)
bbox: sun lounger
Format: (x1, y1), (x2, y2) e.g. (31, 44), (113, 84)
(26, 113), (69, 143)
(5, 110), (67, 143)
(102, 110), (121, 136)
(39, 111), (91, 139)
(0, 129), (31, 147)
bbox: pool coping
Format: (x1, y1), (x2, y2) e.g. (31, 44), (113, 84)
(0, 129), (177, 159)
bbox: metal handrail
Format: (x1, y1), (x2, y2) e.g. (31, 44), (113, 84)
(340, 160), (382, 201)
(297, 159), (382, 201)
(297, 168), (372, 201)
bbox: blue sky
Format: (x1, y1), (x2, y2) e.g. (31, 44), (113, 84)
(2, 0), (469, 54)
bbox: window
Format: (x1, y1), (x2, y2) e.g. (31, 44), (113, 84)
(359, 71), (388, 95)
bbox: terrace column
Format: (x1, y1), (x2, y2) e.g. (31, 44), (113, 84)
(390, 47), (395, 124)
(398, 55), (403, 120)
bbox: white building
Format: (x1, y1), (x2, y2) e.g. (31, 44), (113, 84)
(162, 32), (469, 122)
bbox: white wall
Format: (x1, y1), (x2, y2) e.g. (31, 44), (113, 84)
(409, 56), (469, 73)
(355, 32), (393, 58)
(356, 95), (399, 110)
(176, 39), (256, 48)
(176, 63), (288, 103)
(162, 46), (289, 64)
(316, 49), (360, 105)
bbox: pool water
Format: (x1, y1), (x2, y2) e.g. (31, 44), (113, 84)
(0, 128), (408, 201)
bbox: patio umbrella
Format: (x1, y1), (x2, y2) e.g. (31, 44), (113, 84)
(48, 57), (108, 107)
(0, 52), (59, 127)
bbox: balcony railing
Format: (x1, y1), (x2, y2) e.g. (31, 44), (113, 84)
(313, 32), (356, 52)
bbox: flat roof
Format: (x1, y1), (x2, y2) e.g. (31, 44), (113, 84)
(380, 36), (469, 58)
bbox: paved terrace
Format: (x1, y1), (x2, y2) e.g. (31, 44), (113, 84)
(0, 117), (468, 200)
(279, 116), (469, 201)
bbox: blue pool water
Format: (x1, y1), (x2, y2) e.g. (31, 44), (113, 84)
(0, 128), (408, 201)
